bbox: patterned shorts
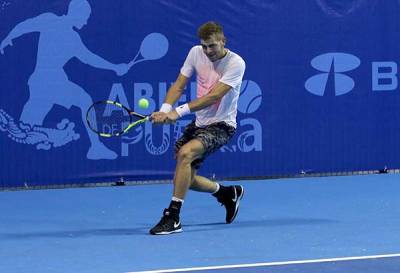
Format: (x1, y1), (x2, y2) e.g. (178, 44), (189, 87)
(175, 121), (236, 169)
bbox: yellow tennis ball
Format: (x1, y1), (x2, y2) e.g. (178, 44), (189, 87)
(138, 98), (149, 109)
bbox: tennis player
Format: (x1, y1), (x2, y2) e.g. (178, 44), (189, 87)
(150, 21), (246, 235)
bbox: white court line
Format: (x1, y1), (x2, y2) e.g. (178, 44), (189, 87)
(125, 253), (400, 273)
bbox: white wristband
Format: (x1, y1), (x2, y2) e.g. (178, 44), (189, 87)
(175, 103), (191, 117)
(159, 103), (172, 113)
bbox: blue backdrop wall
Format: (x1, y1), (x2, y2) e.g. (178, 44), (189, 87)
(1, 0), (399, 188)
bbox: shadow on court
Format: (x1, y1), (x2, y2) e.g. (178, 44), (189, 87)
(0, 227), (148, 239)
(0, 217), (338, 239)
(183, 217), (338, 232)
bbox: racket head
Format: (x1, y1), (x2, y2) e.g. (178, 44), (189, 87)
(86, 100), (144, 137)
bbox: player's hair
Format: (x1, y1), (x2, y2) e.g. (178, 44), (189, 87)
(197, 21), (226, 42)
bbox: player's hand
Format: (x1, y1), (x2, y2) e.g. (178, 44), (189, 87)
(151, 112), (168, 124)
(0, 38), (13, 55)
(114, 63), (129, 76)
(165, 111), (179, 123)
(151, 111), (179, 124)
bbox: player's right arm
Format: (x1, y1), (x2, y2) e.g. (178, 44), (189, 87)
(164, 73), (189, 106)
(154, 46), (195, 115)
(151, 73), (188, 123)
(0, 13), (55, 54)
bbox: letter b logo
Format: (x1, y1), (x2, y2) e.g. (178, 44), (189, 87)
(305, 53), (361, 96)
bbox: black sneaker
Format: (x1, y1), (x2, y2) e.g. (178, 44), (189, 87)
(149, 209), (182, 235)
(215, 185), (244, 224)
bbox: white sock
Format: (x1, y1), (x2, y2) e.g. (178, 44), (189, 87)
(211, 183), (220, 194)
(172, 196), (184, 203)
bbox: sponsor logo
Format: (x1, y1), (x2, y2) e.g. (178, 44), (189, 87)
(305, 52), (361, 96)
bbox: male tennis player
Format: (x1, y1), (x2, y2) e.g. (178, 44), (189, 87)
(150, 21), (246, 235)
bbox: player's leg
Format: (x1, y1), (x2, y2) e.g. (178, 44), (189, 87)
(190, 173), (217, 192)
(190, 122), (243, 224)
(190, 173), (244, 224)
(150, 139), (205, 235)
(173, 139), (205, 198)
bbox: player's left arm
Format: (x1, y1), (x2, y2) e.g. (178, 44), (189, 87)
(188, 82), (232, 111)
(165, 82), (232, 122)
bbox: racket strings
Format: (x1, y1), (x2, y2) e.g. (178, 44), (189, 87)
(87, 103), (133, 134)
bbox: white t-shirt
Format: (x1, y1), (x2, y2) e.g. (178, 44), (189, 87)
(180, 45), (245, 128)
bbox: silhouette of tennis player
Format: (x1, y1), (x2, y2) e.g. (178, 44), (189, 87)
(0, 0), (128, 159)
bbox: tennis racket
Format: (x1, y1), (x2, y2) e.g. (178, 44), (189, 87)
(86, 100), (150, 137)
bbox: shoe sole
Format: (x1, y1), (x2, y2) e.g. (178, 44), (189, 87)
(150, 228), (183, 235)
(227, 186), (244, 224)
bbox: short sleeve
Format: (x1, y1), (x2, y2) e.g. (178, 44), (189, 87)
(180, 46), (197, 78)
(219, 57), (246, 88)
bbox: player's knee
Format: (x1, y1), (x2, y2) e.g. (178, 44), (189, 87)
(176, 147), (196, 164)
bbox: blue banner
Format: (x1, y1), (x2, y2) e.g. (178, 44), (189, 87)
(1, 0), (399, 188)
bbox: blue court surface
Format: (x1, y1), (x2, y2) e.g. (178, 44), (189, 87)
(1, 174), (399, 273)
